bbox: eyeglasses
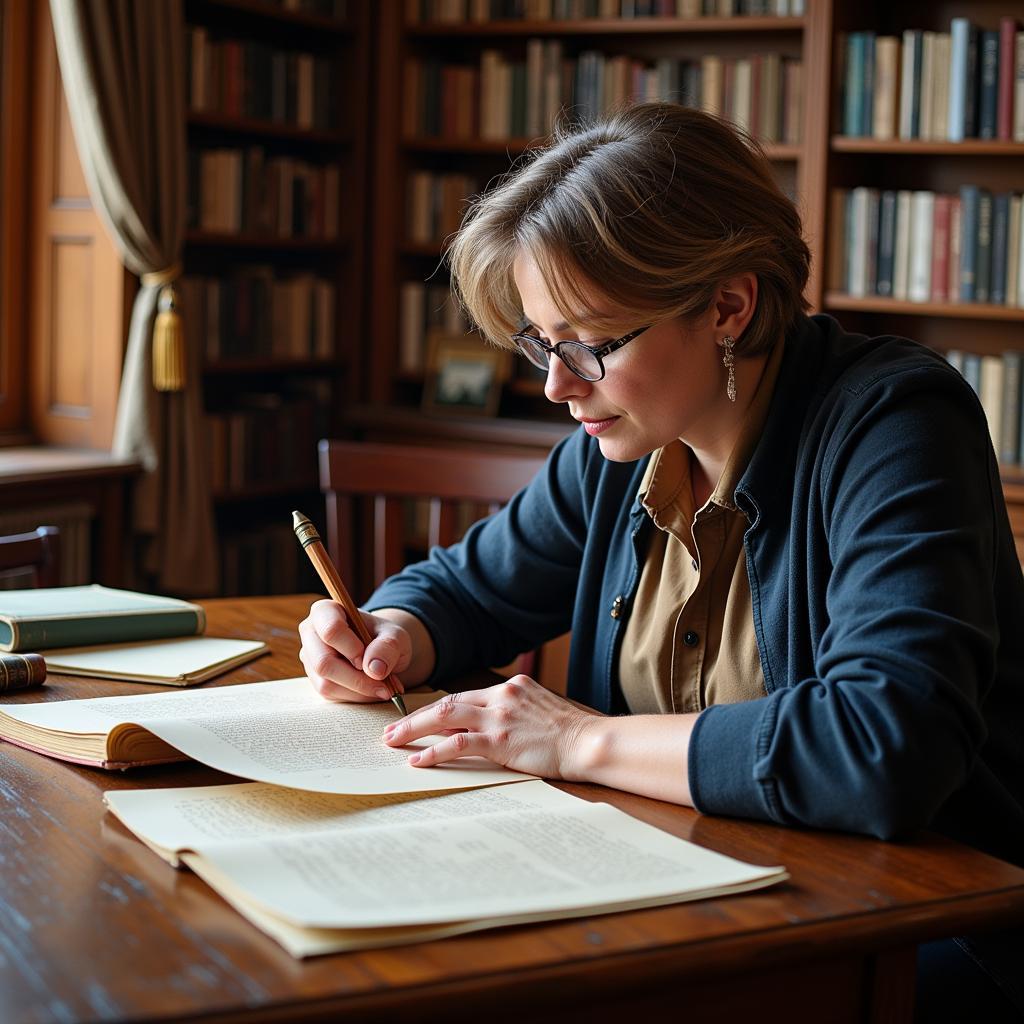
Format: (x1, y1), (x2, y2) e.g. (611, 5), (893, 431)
(509, 323), (652, 382)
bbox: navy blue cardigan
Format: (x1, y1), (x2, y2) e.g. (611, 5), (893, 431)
(369, 314), (1024, 869)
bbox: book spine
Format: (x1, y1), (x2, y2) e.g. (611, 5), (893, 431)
(1016, 33), (1024, 142)
(991, 192), (1011, 306)
(876, 190), (897, 296)
(959, 184), (979, 301)
(979, 354), (1004, 454)
(908, 190), (934, 302)
(948, 18), (971, 142)
(975, 190), (993, 303)
(979, 30), (1000, 139)
(872, 36), (899, 141)
(0, 610), (204, 654)
(1001, 351), (1022, 464)
(893, 189), (912, 301)
(997, 18), (1017, 140)
(930, 193), (951, 303)
(1008, 195), (1022, 307)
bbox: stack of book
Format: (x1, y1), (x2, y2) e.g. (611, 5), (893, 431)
(838, 17), (1024, 142)
(404, 46), (802, 143)
(398, 282), (470, 373)
(946, 350), (1024, 466)
(406, 0), (805, 22)
(187, 31), (336, 132)
(187, 147), (340, 239)
(407, 171), (479, 245)
(181, 272), (336, 362)
(205, 393), (318, 495)
(832, 186), (1024, 307)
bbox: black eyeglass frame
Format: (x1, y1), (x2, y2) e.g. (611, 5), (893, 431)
(509, 324), (652, 382)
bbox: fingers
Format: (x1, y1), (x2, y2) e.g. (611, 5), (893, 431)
(383, 691), (489, 749)
(299, 601), (403, 703)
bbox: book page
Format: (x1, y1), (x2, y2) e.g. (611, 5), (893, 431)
(106, 779), (786, 929)
(4, 678), (532, 793)
(41, 636), (267, 683)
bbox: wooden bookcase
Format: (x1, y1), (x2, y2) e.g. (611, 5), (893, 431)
(361, 1), (831, 453)
(824, 0), (1024, 553)
(182, 0), (370, 595)
(358, 0), (1024, 551)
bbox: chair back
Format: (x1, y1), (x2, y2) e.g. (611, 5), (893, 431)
(0, 526), (61, 588)
(318, 440), (546, 599)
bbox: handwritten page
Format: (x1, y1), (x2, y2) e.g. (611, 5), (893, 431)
(105, 779), (787, 932)
(5, 678), (533, 793)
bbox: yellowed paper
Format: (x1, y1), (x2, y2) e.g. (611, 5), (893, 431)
(105, 779), (787, 947)
(4, 678), (532, 793)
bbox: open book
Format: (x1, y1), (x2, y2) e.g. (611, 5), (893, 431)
(0, 678), (532, 792)
(104, 778), (788, 958)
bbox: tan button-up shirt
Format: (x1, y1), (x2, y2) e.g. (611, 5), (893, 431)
(619, 338), (784, 715)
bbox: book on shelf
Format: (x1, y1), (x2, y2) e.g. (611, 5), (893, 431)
(187, 30), (337, 132)
(840, 18), (1023, 143)
(181, 272), (336, 362)
(104, 776), (786, 958)
(404, 0), (803, 22)
(42, 637), (268, 687)
(0, 586), (205, 653)
(405, 46), (802, 145)
(831, 185), (1024, 309)
(399, 281), (469, 373)
(946, 348), (1024, 467)
(187, 146), (339, 239)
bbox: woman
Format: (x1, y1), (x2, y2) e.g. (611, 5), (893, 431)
(299, 104), (1023, 1018)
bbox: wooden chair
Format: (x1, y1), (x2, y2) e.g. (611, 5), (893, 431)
(0, 526), (61, 588)
(318, 440), (550, 677)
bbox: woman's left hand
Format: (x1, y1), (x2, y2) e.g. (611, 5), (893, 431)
(382, 676), (601, 780)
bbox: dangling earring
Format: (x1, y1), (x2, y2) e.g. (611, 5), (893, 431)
(722, 335), (737, 403)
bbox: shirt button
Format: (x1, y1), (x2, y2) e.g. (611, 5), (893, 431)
(610, 595), (624, 619)
(683, 631), (699, 647)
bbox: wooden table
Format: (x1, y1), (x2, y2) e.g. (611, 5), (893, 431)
(2, 595), (1024, 1024)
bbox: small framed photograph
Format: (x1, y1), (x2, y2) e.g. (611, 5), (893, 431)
(422, 332), (509, 417)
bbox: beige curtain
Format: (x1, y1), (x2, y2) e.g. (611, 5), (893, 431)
(49, 0), (216, 595)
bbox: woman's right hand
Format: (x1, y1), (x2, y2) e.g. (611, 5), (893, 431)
(298, 599), (411, 703)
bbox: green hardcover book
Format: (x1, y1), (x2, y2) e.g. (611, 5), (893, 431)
(0, 586), (206, 653)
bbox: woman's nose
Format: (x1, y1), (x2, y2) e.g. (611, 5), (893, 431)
(544, 355), (591, 404)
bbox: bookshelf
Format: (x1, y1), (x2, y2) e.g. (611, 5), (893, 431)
(183, 0), (368, 595)
(357, 0), (1024, 556)
(825, 0), (1024, 550)
(361, 0), (829, 450)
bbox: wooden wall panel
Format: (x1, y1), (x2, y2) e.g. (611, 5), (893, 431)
(28, 3), (124, 448)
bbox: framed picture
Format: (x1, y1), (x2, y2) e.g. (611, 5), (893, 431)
(422, 332), (509, 417)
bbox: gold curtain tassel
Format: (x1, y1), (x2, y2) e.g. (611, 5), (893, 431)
(152, 283), (185, 392)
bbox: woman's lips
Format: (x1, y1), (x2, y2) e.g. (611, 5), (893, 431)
(579, 416), (619, 436)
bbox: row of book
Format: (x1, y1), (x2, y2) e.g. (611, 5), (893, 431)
(406, 0), (805, 22)
(219, 523), (315, 597)
(399, 281), (470, 373)
(180, 273), (336, 362)
(407, 172), (479, 245)
(404, 47), (802, 143)
(947, 350), (1024, 466)
(186, 147), (340, 239)
(838, 18), (1024, 142)
(206, 393), (319, 495)
(187, 30), (337, 132)
(832, 186), (1024, 307)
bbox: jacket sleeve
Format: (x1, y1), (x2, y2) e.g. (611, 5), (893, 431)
(690, 366), (1002, 839)
(364, 429), (592, 686)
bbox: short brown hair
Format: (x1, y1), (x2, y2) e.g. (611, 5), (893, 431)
(447, 102), (810, 357)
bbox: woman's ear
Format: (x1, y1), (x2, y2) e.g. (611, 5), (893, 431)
(713, 274), (757, 341)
